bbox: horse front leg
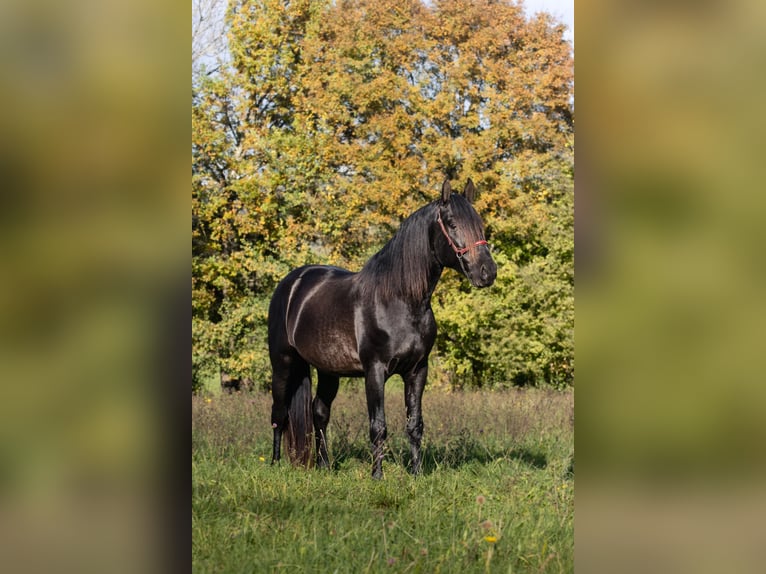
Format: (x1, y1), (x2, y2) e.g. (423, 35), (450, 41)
(365, 364), (388, 479)
(404, 362), (427, 476)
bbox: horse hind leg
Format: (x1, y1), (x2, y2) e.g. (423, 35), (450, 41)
(270, 352), (312, 466)
(269, 278), (299, 465)
(270, 361), (290, 465)
(313, 371), (340, 469)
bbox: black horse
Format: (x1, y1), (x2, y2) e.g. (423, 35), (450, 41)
(268, 179), (497, 478)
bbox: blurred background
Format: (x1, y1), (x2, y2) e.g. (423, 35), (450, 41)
(0, 0), (187, 572)
(576, 0), (766, 572)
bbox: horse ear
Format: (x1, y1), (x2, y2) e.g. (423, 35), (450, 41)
(463, 179), (476, 203)
(441, 179), (452, 203)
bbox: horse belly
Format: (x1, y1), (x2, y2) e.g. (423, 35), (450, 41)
(293, 311), (363, 375)
(298, 326), (362, 374)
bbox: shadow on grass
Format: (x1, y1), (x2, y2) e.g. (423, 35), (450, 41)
(329, 433), (548, 475)
(416, 444), (548, 475)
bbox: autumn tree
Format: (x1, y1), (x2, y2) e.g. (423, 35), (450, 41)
(192, 0), (573, 391)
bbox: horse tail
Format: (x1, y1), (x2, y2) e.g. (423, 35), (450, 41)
(284, 374), (313, 467)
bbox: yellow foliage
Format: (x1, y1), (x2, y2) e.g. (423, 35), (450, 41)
(193, 0), (573, 387)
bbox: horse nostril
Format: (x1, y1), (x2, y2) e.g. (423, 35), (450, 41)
(480, 265), (489, 282)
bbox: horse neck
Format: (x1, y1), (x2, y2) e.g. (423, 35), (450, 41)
(419, 203), (448, 300)
(420, 259), (445, 305)
(358, 202), (444, 304)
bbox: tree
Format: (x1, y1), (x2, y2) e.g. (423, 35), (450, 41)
(192, 0), (574, 391)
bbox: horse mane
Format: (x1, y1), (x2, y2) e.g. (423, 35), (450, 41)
(355, 201), (438, 302)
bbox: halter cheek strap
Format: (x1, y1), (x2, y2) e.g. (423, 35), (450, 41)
(437, 212), (489, 259)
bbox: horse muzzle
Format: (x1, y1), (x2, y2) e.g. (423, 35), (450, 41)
(470, 260), (497, 288)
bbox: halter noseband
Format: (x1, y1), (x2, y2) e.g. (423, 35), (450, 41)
(437, 211), (488, 259)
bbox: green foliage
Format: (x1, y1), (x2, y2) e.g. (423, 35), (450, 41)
(192, 388), (574, 572)
(192, 0), (574, 389)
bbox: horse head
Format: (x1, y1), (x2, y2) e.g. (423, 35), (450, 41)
(436, 179), (497, 288)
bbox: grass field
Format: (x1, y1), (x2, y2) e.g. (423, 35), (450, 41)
(192, 383), (573, 573)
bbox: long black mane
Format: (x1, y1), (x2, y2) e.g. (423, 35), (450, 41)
(355, 202), (437, 301)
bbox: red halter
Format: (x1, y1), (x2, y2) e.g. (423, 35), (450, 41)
(437, 212), (488, 259)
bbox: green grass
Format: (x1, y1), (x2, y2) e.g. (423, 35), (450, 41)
(192, 385), (573, 573)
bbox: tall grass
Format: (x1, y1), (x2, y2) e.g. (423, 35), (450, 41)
(192, 385), (573, 573)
